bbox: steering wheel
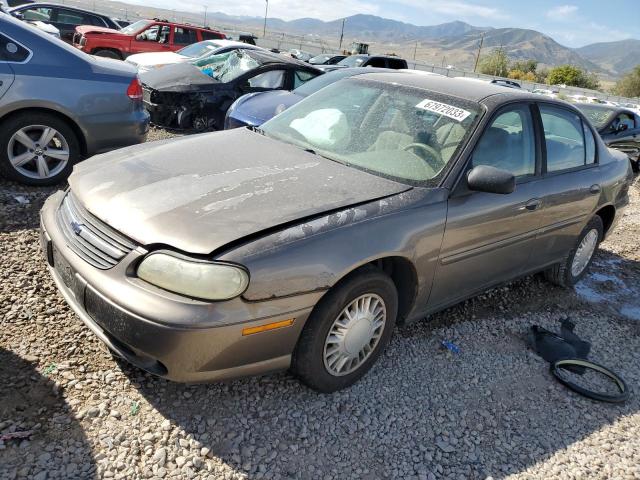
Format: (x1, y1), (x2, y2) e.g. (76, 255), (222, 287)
(402, 142), (443, 171)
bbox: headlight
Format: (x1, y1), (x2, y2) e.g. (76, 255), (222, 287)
(137, 252), (249, 301)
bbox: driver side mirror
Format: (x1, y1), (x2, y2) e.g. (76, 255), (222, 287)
(467, 165), (515, 195)
(616, 123), (628, 133)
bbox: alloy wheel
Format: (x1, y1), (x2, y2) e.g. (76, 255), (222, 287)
(8, 125), (70, 180)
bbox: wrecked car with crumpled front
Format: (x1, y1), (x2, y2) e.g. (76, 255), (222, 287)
(140, 49), (321, 130)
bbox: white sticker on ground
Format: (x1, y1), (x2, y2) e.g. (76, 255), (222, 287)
(415, 100), (471, 122)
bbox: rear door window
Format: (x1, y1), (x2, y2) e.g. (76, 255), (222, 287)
(540, 105), (588, 172)
(201, 30), (224, 40)
(366, 58), (386, 68)
(386, 58), (406, 69)
(173, 27), (198, 46)
(472, 105), (536, 178)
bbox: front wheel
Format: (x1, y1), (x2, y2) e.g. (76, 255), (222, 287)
(291, 268), (398, 393)
(544, 216), (603, 287)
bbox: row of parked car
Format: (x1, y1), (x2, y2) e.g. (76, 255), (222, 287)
(1, 8), (636, 392)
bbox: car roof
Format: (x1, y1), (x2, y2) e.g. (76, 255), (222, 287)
(11, 2), (112, 17)
(247, 49), (318, 68)
(352, 72), (539, 103)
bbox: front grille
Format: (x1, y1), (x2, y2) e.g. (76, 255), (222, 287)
(56, 192), (136, 269)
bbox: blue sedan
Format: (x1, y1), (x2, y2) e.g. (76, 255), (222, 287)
(224, 67), (393, 130)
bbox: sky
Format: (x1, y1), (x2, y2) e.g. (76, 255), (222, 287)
(119, 0), (638, 48)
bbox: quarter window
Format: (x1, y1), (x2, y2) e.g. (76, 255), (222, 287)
(0, 34), (31, 63)
(472, 105), (536, 178)
(293, 70), (316, 88)
(540, 105), (588, 172)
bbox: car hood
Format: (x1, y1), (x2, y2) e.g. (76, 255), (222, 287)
(68, 128), (411, 254)
(140, 62), (218, 91)
(127, 51), (187, 68)
(232, 90), (303, 125)
(76, 25), (123, 35)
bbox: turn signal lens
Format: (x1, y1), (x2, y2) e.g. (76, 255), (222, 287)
(242, 319), (295, 336)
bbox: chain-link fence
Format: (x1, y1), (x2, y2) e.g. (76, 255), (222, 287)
(254, 34), (639, 105)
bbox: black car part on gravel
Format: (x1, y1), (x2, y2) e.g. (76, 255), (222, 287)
(551, 359), (629, 403)
(528, 318), (629, 403)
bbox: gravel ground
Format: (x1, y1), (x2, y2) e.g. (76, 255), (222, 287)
(1, 128), (639, 480)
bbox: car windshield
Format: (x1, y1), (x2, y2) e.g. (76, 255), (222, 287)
(338, 56), (366, 67)
(261, 79), (480, 186)
(576, 105), (616, 129)
(309, 55), (329, 64)
(120, 19), (152, 34)
(178, 41), (222, 58)
(193, 50), (260, 83)
(293, 69), (363, 97)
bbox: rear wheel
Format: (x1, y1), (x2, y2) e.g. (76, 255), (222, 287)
(0, 112), (80, 186)
(93, 49), (122, 60)
(291, 268), (398, 393)
(544, 216), (603, 287)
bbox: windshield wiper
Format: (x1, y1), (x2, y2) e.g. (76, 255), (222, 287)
(301, 147), (346, 166)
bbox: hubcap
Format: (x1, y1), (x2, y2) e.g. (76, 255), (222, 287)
(571, 229), (599, 277)
(323, 294), (386, 377)
(8, 125), (70, 180)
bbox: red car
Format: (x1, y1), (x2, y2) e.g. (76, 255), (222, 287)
(73, 19), (226, 60)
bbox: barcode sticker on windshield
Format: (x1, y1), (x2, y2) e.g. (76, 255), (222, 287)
(415, 100), (471, 122)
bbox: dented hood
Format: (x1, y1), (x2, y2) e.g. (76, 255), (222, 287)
(69, 129), (410, 254)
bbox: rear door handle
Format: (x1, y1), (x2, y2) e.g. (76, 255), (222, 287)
(521, 199), (542, 211)
(590, 184), (601, 194)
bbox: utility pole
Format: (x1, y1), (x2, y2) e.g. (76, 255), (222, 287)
(263, 0), (269, 37)
(203, 5), (208, 27)
(473, 32), (484, 73)
(413, 41), (418, 61)
(338, 18), (346, 51)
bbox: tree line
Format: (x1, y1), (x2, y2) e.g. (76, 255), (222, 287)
(476, 50), (640, 98)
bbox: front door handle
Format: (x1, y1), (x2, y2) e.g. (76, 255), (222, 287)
(522, 199), (542, 211)
(590, 184), (601, 194)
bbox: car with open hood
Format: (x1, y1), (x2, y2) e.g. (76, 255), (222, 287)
(140, 49), (322, 130)
(576, 103), (640, 171)
(126, 39), (263, 74)
(72, 18), (225, 59)
(41, 73), (633, 392)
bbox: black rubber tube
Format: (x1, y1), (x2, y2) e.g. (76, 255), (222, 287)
(551, 359), (630, 403)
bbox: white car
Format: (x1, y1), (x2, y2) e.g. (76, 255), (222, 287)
(126, 39), (263, 74)
(532, 88), (559, 99)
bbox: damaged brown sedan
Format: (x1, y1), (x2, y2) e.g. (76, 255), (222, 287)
(140, 49), (321, 130)
(41, 74), (632, 392)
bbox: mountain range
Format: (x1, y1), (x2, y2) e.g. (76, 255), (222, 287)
(204, 12), (639, 79)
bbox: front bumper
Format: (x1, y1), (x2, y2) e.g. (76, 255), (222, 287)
(41, 191), (320, 382)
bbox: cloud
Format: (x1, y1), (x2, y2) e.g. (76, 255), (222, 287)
(394, 0), (509, 21)
(546, 5), (578, 20)
(121, 0), (380, 21)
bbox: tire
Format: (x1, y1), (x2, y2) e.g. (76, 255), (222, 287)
(291, 267), (398, 393)
(631, 159), (639, 173)
(0, 112), (81, 186)
(93, 49), (122, 60)
(544, 216), (604, 287)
